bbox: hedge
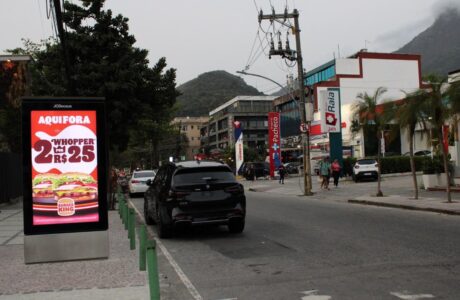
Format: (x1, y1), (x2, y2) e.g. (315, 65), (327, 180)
(342, 156), (433, 176)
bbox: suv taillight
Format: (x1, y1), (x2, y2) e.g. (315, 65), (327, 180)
(225, 184), (243, 194)
(168, 190), (190, 200)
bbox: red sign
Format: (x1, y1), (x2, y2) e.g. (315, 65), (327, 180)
(31, 111), (99, 225)
(268, 112), (281, 177)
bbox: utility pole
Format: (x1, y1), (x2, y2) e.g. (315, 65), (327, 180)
(259, 8), (313, 196)
(52, 0), (75, 94)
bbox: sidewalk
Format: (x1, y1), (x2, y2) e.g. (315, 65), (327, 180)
(240, 174), (460, 216)
(0, 200), (149, 299)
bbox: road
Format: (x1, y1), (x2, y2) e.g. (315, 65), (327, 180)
(130, 190), (460, 300)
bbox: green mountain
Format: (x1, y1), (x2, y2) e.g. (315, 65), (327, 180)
(396, 10), (460, 76)
(176, 70), (264, 117)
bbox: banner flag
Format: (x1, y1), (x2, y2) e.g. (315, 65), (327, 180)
(234, 121), (244, 175)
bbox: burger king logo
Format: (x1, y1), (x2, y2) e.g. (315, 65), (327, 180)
(57, 198), (76, 216)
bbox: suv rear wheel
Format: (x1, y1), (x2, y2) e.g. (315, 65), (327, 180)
(156, 205), (173, 238)
(228, 219), (245, 233)
(144, 200), (155, 225)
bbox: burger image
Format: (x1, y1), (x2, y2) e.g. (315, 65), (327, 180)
(54, 172), (98, 202)
(32, 173), (58, 202)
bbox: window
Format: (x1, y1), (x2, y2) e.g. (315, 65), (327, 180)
(191, 125), (194, 130)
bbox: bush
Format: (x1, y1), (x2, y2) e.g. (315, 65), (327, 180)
(379, 156), (431, 174)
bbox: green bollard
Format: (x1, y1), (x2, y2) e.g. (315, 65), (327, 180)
(124, 203), (129, 230)
(129, 208), (136, 250)
(139, 225), (147, 271)
(146, 239), (160, 300)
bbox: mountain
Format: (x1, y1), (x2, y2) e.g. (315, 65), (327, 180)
(396, 10), (460, 76)
(176, 70), (264, 117)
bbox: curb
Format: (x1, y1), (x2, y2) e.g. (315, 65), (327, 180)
(348, 199), (460, 216)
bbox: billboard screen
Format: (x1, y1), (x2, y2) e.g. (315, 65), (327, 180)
(22, 98), (108, 235)
(31, 110), (99, 225)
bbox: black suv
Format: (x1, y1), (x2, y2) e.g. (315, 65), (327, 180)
(144, 161), (246, 238)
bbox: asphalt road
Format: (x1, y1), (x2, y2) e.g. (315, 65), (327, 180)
(130, 191), (460, 300)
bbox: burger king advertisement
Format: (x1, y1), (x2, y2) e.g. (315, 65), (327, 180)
(23, 98), (108, 236)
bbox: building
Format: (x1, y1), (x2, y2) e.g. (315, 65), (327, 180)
(202, 95), (276, 151)
(172, 116), (209, 160)
(275, 50), (424, 158)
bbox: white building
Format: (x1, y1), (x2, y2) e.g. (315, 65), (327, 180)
(307, 51), (424, 157)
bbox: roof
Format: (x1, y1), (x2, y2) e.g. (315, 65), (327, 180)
(0, 54), (32, 62)
(174, 160), (225, 168)
(209, 95), (277, 116)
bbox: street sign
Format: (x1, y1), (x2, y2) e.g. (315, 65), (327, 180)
(300, 123), (309, 133)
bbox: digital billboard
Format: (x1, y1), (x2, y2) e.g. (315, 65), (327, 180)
(31, 110), (99, 225)
(22, 98), (108, 236)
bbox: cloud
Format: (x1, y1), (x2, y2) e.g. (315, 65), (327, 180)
(372, 17), (433, 52)
(432, 0), (460, 17)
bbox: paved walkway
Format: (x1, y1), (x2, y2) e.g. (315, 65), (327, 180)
(0, 203), (149, 299)
(241, 174), (460, 215)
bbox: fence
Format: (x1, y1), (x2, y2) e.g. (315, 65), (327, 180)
(0, 152), (22, 203)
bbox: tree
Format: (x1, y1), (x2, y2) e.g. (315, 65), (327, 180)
(17, 0), (178, 153)
(409, 74), (460, 203)
(352, 87), (392, 197)
(391, 94), (429, 199)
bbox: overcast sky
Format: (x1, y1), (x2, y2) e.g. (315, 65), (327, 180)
(2, 0), (459, 94)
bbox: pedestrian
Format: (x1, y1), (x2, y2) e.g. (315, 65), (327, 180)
(331, 159), (342, 187)
(278, 165), (286, 184)
(319, 157), (331, 190)
(109, 168), (118, 210)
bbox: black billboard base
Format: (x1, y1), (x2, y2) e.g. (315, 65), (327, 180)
(24, 230), (109, 264)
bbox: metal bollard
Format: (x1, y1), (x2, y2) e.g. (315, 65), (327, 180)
(146, 239), (160, 300)
(139, 225), (147, 271)
(124, 203), (129, 230)
(128, 208), (136, 250)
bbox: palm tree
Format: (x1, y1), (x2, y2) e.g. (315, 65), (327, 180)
(391, 94), (428, 199)
(352, 87), (391, 197)
(415, 75), (456, 202)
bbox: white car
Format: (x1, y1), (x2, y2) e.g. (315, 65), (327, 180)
(352, 159), (379, 182)
(128, 170), (156, 196)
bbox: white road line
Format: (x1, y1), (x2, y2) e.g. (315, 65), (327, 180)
(129, 200), (204, 300)
(300, 290), (332, 300)
(390, 291), (435, 299)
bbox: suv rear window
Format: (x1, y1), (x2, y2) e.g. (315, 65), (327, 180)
(173, 167), (235, 185)
(133, 171), (155, 178)
(357, 159), (377, 165)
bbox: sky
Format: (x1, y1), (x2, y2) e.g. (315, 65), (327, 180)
(2, 0), (459, 94)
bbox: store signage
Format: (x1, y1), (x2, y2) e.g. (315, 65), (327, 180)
(22, 98), (108, 263)
(320, 89), (341, 133)
(233, 120), (244, 175)
(268, 112), (282, 177)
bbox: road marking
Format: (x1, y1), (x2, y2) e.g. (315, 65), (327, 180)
(300, 290), (331, 300)
(390, 291), (435, 299)
(129, 200), (204, 300)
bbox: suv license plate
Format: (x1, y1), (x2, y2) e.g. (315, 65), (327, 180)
(364, 172), (371, 175)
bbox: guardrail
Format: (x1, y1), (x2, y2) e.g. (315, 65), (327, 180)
(117, 188), (160, 300)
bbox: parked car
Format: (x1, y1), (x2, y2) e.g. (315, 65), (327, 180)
(144, 161), (246, 238)
(284, 162), (301, 174)
(240, 162), (270, 180)
(128, 170), (156, 196)
(352, 158), (379, 182)
(403, 150), (431, 156)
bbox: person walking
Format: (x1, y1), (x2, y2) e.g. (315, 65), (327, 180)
(319, 157), (331, 190)
(331, 159), (342, 187)
(278, 165), (286, 184)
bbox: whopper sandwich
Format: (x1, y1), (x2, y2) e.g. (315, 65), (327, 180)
(54, 172), (98, 202)
(32, 173), (58, 201)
